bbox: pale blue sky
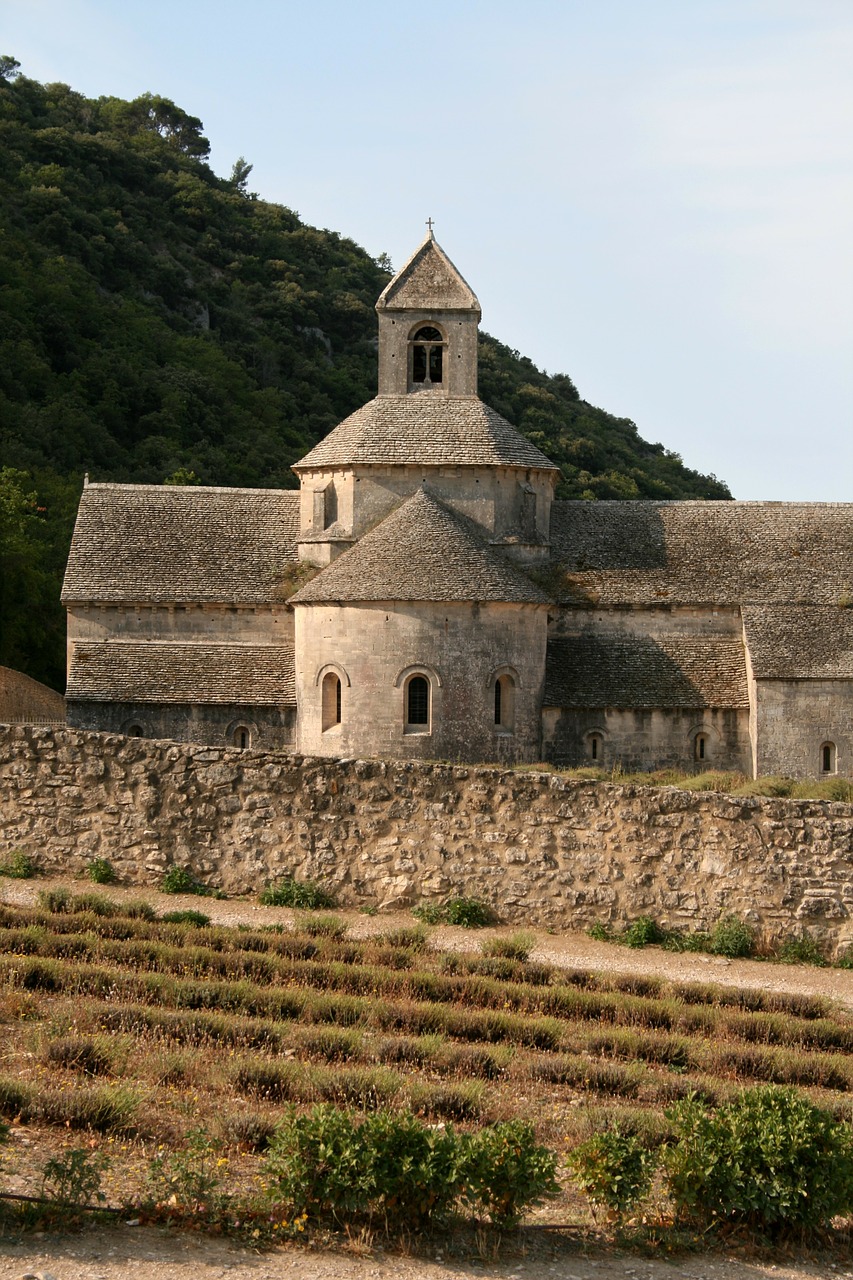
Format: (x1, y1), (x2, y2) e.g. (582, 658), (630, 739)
(5, 0), (852, 499)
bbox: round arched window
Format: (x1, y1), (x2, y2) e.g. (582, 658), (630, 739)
(494, 674), (516, 732)
(322, 672), (342, 732)
(406, 675), (430, 729)
(409, 325), (445, 388)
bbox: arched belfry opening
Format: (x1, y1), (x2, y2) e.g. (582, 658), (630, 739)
(409, 324), (446, 390)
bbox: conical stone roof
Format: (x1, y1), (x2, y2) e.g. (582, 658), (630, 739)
(291, 489), (550, 605)
(293, 395), (558, 471)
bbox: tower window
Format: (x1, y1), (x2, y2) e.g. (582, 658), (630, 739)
(322, 672), (342, 732)
(406, 675), (430, 729)
(821, 742), (837, 774)
(494, 674), (516, 732)
(409, 326), (445, 388)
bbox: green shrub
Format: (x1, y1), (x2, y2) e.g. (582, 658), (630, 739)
(357, 1108), (463, 1229)
(482, 930), (536, 962)
(262, 1105), (557, 1231)
(45, 1035), (111, 1076)
(297, 913), (348, 939)
(146, 1124), (226, 1214)
(124, 899), (157, 920)
(377, 924), (429, 951)
(40, 1147), (109, 1215)
(86, 858), (117, 885)
(586, 921), (611, 942)
(161, 909), (211, 927)
(263, 1103), (372, 1222)
(0, 850), (37, 879)
(161, 866), (209, 896)
(568, 1127), (656, 1220)
(219, 1111), (276, 1152)
(664, 1086), (853, 1234)
(774, 931), (828, 967)
(70, 891), (120, 916)
(411, 902), (446, 925)
(36, 1084), (138, 1133)
(445, 897), (494, 928)
(709, 915), (755, 959)
(37, 887), (71, 913)
(259, 877), (336, 910)
(622, 916), (664, 948)
(461, 1119), (560, 1228)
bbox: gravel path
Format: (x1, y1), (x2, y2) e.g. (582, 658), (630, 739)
(0, 1225), (847, 1280)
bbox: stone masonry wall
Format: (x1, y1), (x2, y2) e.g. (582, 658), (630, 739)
(2, 725), (853, 947)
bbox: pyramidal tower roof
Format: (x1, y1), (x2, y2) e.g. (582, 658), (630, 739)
(376, 230), (480, 315)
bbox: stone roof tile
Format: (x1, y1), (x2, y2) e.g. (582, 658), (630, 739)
(549, 501), (853, 606)
(294, 396), (558, 471)
(62, 484), (299, 604)
(742, 606), (853, 678)
(544, 632), (749, 708)
(292, 489), (550, 605)
(66, 642), (296, 705)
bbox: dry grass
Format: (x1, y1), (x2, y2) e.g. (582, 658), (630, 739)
(2, 894), (853, 1226)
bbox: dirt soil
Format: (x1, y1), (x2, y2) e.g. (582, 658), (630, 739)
(4, 875), (853, 1279)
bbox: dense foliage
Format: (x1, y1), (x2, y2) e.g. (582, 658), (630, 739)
(664, 1087), (853, 1234)
(262, 1104), (559, 1229)
(0, 57), (730, 689)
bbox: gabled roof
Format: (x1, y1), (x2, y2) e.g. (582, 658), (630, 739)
(549, 501), (853, 607)
(62, 484), (300, 605)
(293, 396), (558, 471)
(291, 489), (550, 606)
(742, 606), (853, 679)
(376, 232), (480, 314)
(66, 642), (296, 706)
(544, 632), (749, 709)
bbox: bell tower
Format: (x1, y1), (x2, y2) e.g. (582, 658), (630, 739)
(375, 227), (481, 399)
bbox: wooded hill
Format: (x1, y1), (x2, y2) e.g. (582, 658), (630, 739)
(0, 59), (731, 691)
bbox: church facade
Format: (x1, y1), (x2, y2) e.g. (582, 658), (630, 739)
(62, 233), (853, 779)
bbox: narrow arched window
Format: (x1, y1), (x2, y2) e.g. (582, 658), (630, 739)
(127, 724), (143, 738)
(406, 675), (430, 728)
(694, 733), (708, 762)
(233, 725), (251, 749)
(322, 673), (342, 732)
(821, 742), (837, 774)
(588, 732), (604, 762)
(494, 674), (516, 732)
(409, 326), (445, 388)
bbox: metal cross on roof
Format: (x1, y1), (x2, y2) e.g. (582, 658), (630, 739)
(426, 217), (435, 233)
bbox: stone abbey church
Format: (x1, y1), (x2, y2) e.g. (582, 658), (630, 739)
(63, 233), (853, 779)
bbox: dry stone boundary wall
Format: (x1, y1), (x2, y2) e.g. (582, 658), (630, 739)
(3, 725), (853, 947)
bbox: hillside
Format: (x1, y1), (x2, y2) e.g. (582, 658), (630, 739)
(0, 58), (731, 690)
